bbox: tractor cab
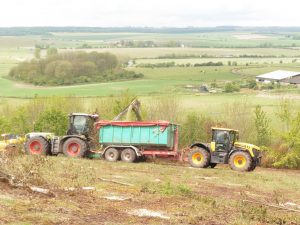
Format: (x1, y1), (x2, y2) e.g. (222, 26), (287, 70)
(211, 128), (239, 153)
(67, 113), (99, 137)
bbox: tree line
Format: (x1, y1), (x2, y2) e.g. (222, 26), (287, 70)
(9, 51), (143, 86)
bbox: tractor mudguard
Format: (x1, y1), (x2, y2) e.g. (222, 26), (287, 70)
(190, 143), (210, 152)
(233, 142), (261, 158)
(60, 135), (87, 143)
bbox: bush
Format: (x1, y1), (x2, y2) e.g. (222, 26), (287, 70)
(179, 112), (216, 147)
(224, 82), (240, 93)
(194, 61), (223, 67)
(254, 105), (271, 146)
(246, 79), (257, 89)
(137, 62), (175, 68)
(34, 109), (68, 135)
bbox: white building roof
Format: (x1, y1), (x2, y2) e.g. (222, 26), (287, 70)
(256, 70), (300, 80)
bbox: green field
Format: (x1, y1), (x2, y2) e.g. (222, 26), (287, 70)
(0, 30), (299, 107)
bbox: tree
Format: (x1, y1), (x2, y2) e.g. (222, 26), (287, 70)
(254, 105), (271, 146)
(224, 82), (240, 93)
(34, 109), (68, 135)
(47, 47), (58, 57)
(276, 99), (292, 131)
(0, 116), (11, 133)
(273, 112), (300, 168)
(35, 48), (41, 59)
(246, 79), (257, 89)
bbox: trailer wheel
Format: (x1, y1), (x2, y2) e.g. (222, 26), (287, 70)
(63, 138), (87, 157)
(188, 148), (210, 168)
(121, 148), (137, 163)
(25, 137), (50, 155)
(229, 151), (252, 172)
(104, 148), (120, 162)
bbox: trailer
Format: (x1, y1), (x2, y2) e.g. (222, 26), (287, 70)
(95, 120), (180, 162)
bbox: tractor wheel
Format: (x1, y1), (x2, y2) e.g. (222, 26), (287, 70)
(25, 137), (50, 155)
(63, 138), (87, 157)
(249, 160), (257, 171)
(104, 148), (120, 162)
(121, 148), (137, 163)
(210, 163), (217, 168)
(229, 151), (252, 172)
(188, 147), (210, 168)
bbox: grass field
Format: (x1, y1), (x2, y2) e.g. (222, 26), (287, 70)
(0, 63), (299, 97)
(0, 32), (299, 117)
(49, 31), (300, 48)
(1, 155), (300, 225)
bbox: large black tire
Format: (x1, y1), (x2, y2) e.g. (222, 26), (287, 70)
(229, 151), (252, 172)
(249, 160), (257, 171)
(62, 138), (87, 158)
(104, 148), (120, 162)
(210, 163), (217, 168)
(25, 137), (50, 155)
(121, 148), (137, 163)
(188, 147), (210, 168)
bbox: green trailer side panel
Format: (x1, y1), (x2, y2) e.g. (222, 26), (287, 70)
(99, 124), (176, 148)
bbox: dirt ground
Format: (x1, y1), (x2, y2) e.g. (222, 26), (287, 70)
(0, 155), (300, 225)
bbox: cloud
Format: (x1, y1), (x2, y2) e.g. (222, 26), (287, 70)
(0, 0), (299, 27)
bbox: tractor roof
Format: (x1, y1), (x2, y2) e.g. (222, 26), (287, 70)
(212, 127), (239, 132)
(70, 113), (99, 118)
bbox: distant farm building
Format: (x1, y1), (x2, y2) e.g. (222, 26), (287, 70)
(256, 70), (300, 87)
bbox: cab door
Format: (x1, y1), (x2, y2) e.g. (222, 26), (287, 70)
(210, 130), (231, 163)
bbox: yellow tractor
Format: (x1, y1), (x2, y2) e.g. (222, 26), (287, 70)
(188, 128), (261, 172)
(0, 134), (24, 150)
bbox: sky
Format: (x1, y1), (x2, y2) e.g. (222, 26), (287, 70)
(0, 0), (300, 27)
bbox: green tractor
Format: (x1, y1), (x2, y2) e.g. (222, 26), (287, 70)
(24, 113), (99, 157)
(188, 127), (262, 172)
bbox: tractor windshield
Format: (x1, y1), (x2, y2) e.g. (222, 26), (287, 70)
(212, 129), (238, 152)
(68, 115), (96, 136)
(73, 116), (88, 134)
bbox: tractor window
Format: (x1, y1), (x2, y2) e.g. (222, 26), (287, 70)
(73, 116), (88, 134)
(229, 132), (235, 144)
(214, 131), (229, 144)
(213, 130), (231, 151)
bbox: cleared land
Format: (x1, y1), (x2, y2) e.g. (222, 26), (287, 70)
(0, 155), (300, 225)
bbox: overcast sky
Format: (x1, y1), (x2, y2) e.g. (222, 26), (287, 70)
(0, 0), (300, 27)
